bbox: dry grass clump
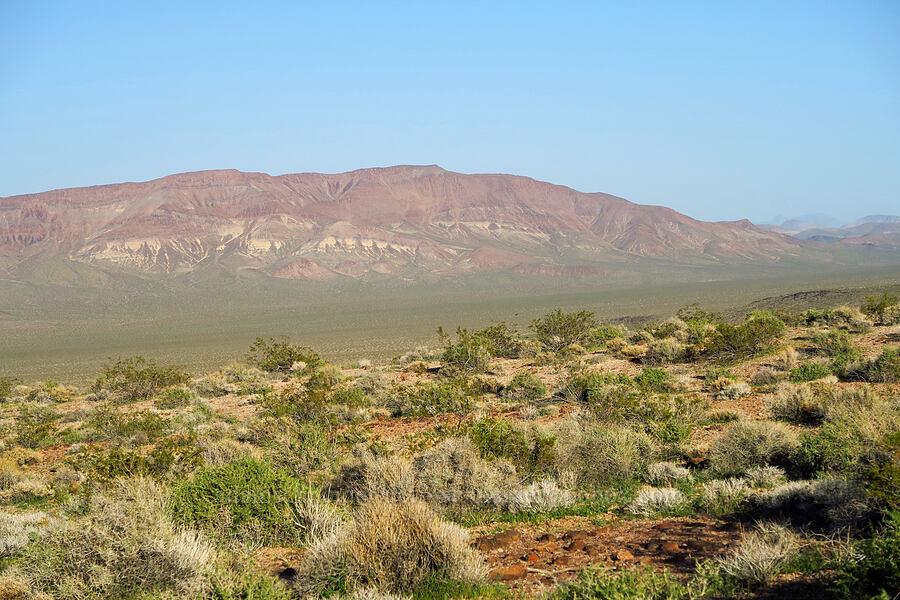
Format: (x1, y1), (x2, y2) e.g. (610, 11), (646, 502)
(328, 448), (414, 503)
(294, 496), (486, 595)
(191, 363), (268, 397)
(555, 422), (656, 487)
(767, 383), (824, 424)
(411, 437), (519, 512)
(719, 522), (798, 584)
(503, 478), (575, 513)
(777, 347), (800, 371)
(700, 478), (749, 513)
(745, 465), (786, 488)
(0, 512), (54, 558)
(292, 489), (344, 544)
(646, 461), (691, 486)
(757, 477), (872, 527)
(627, 487), (685, 516)
(717, 382), (751, 400)
(709, 420), (798, 477)
(751, 366), (779, 386)
(14, 477), (215, 599)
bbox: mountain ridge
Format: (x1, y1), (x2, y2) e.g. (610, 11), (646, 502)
(0, 166), (883, 285)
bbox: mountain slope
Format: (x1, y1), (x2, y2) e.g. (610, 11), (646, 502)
(0, 165), (847, 284)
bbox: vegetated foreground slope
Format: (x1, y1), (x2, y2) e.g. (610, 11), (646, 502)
(1, 293), (900, 599)
(1, 165), (867, 285)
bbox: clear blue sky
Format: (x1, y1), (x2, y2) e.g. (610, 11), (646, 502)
(1, 1), (898, 223)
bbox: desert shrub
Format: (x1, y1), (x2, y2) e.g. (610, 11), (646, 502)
(531, 309), (597, 351)
(746, 466), (786, 488)
(294, 496), (486, 594)
(467, 418), (556, 478)
(704, 312), (785, 362)
(0, 376), (18, 402)
(677, 304), (722, 343)
(245, 336), (322, 374)
(646, 461), (691, 486)
(549, 564), (709, 600)
(584, 325), (625, 349)
(717, 382), (751, 400)
(811, 329), (859, 366)
(634, 367), (675, 393)
(411, 437), (521, 512)
(832, 509), (900, 600)
(866, 432), (900, 511)
(790, 387), (900, 477)
(704, 367), (737, 391)
(85, 403), (172, 442)
(642, 338), (685, 365)
(700, 478), (749, 514)
(91, 356), (189, 403)
(437, 327), (491, 374)
(472, 322), (525, 358)
(633, 394), (708, 443)
(756, 477), (873, 528)
(0, 511), (53, 558)
(790, 361), (833, 382)
(627, 487), (685, 516)
(843, 348), (900, 383)
(249, 417), (337, 480)
(73, 436), (203, 482)
(14, 477), (215, 599)
(719, 522), (798, 584)
(751, 366), (780, 386)
(24, 380), (75, 403)
(504, 478), (576, 513)
(155, 385), (195, 408)
(398, 380), (474, 422)
(12, 402), (58, 448)
(328, 447), (414, 503)
(709, 420), (798, 476)
(862, 292), (900, 322)
(501, 371), (547, 402)
(804, 306), (872, 333)
(191, 372), (238, 397)
(170, 457), (303, 546)
(767, 383), (824, 424)
(555, 422), (656, 487)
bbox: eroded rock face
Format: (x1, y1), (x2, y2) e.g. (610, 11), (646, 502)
(0, 165), (806, 282)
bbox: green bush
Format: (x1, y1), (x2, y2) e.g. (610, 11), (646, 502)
(867, 433), (900, 511)
(555, 423), (656, 487)
(811, 329), (859, 366)
(501, 372), (547, 402)
(92, 356), (190, 402)
(550, 563), (730, 600)
(467, 418), (556, 478)
(401, 380), (474, 421)
(0, 376), (18, 401)
(74, 436), (203, 482)
(634, 368), (675, 393)
(845, 348), (900, 383)
(155, 386), (195, 409)
(531, 309), (597, 352)
(13, 402), (59, 448)
(472, 322), (525, 358)
(437, 327), (491, 374)
(245, 337), (323, 374)
(790, 362), (833, 383)
(170, 458), (303, 545)
(584, 325), (625, 349)
(704, 312), (785, 362)
(87, 404), (172, 441)
(862, 292), (899, 324)
(833, 510), (900, 600)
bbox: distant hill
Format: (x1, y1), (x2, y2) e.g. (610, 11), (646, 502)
(1, 166), (833, 286)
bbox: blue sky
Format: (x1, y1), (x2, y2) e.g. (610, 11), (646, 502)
(1, 1), (898, 223)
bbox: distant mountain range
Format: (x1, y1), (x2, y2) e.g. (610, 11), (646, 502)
(760, 214), (900, 246)
(1, 166), (898, 288)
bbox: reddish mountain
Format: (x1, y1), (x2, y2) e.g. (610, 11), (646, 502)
(0, 165), (812, 283)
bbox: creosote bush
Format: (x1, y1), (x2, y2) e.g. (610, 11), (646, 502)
(92, 356), (190, 403)
(245, 337), (323, 374)
(531, 309), (597, 352)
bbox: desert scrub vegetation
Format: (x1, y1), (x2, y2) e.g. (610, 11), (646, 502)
(4, 296), (900, 599)
(293, 496), (486, 595)
(91, 355), (190, 403)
